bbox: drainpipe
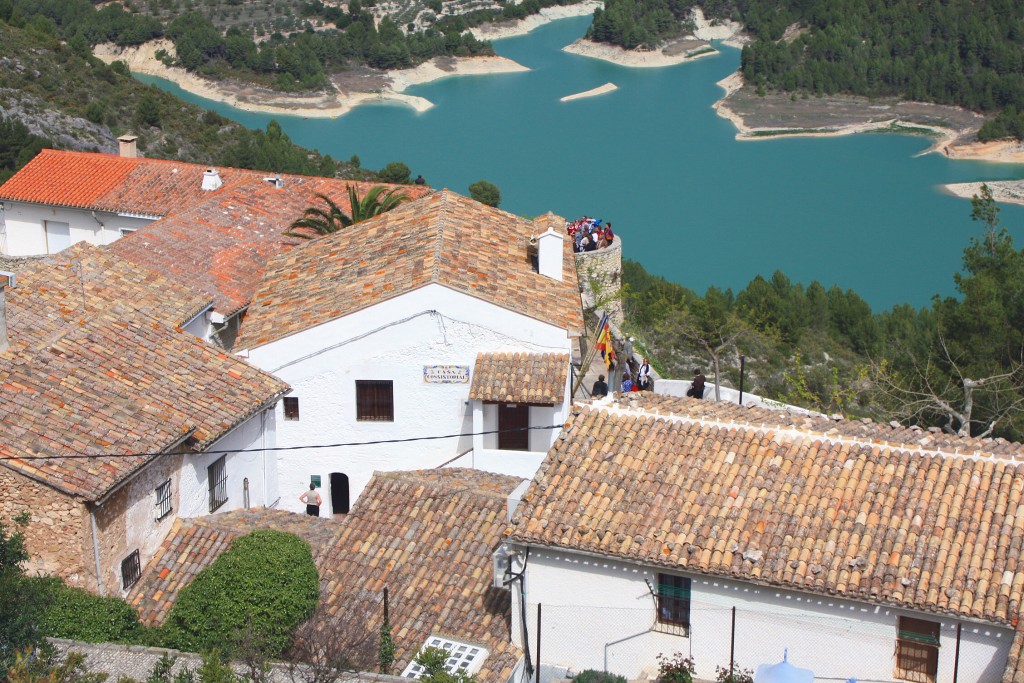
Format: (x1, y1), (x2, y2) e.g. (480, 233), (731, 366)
(261, 410), (268, 507)
(89, 506), (104, 596)
(0, 271), (14, 352)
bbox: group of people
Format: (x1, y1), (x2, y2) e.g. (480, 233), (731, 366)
(591, 357), (654, 397)
(567, 216), (615, 253)
(591, 363), (706, 399)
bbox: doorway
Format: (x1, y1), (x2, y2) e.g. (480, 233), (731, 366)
(329, 472), (350, 515)
(498, 403), (530, 451)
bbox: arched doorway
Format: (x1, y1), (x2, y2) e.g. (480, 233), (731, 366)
(330, 473), (350, 515)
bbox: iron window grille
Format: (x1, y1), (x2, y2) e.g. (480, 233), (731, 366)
(208, 455), (228, 513)
(656, 573), (691, 635)
(356, 380), (394, 421)
(155, 479), (172, 520)
(895, 616), (940, 683)
(121, 549), (141, 590)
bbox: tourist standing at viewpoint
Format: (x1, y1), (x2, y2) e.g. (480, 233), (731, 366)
(300, 484), (322, 516)
(686, 369), (706, 399)
(637, 358), (652, 391)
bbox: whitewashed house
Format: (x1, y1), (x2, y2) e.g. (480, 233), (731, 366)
(0, 147), (425, 348)
(0, 243), (289, 596)
(235, 190), (584, 515)
(505, 394), (1024, 683)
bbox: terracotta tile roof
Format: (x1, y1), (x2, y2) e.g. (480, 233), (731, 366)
(509, 395), (1024, 626)
(236, 190), (585, 350)
(111, 176), (429, 315)
(0, 149), (254, 216)
(0, 250), (288, 501)
(7, 242), (210, 348)
(1005, 627), (1024, 683)
(311, 469), (525, 680)
(469, 352), (570, 404)
(129, 509), (337, 626)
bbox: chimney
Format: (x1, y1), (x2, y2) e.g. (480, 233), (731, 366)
(117, 134), (138, 159)
(202, 168), (223, 191)
(535, 227), (564, 281)
(263, 173), (283, 189)
(0, 271), (15, 353)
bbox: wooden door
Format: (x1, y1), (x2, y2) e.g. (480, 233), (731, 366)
(498, 403), (530, 451)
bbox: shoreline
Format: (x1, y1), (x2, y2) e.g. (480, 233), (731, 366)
(562, 38), (718, 68)
(470, 1), (602, 41)
(560, 82), (617, 101)
(711, 72), (1013, 161)
(93, 41), (527, 118)
(944, 180), (1024, 206)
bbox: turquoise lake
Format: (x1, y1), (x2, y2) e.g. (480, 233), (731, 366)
(139, 15), (1024, 310)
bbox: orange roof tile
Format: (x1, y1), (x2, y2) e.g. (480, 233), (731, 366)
(0, 150), (141, 210)
(469, 352), (570, 404)
(510, 395), (1024, 626)
(0, 247), (288, 501)
(236, 190), (585, 349)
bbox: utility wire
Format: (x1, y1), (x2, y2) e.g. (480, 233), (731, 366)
(0, 424), (565, 462)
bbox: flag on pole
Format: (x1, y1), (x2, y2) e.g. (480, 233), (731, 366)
(595, 314), (615, 369)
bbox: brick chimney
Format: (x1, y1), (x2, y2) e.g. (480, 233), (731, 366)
(117, 134), (138, 159)
(536, 227), (564, 281)
(0, 271), (14, 353)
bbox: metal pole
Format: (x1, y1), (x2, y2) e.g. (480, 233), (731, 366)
(384, 586), (389, 624)
(730, 606), (736, 682)
(536, 603), (542, 683)
(953, 622), (962, 683)
(739, 356), (745, 406)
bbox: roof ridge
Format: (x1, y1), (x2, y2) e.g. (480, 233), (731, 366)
(591, 401), (1020, 464)
(431, 190), (450, 283)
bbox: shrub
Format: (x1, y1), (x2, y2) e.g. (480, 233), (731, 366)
(164, 530), (318, 656)
(656, 652), (695, 683)
(573, 670), (626, 683)
(715, 664), (754, 683)
(467, 180), (500, 208)
(40, 578), (143, 643)
(378, 161), (411, 184)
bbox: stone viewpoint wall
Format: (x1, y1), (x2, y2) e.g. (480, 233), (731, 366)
(574, 237), (623, 326)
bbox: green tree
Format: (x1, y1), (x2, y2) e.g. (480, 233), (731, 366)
(467, 180), (500, 207)
(378, 161), (411, 184)
(412, 647), (478, 683)
(285, 185), (407, 238)
(0, 514), (55, 672)
(136, 92), (162, 127)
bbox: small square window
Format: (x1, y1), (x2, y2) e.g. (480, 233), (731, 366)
(356, 380), (394, 422)
(283, 396), (300, 420)
(155, 479), (172, 520)
(896, 616), (940, 683)
(119, 227), (137, 237)
(121, 549), (141, 590)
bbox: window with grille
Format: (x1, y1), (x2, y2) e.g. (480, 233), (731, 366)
(155, 479), (172, 520)
(356, 380), (394, 421)
(283, 396), (300, 420)
(208, 455), (228, 513)
(121, 549), (141, 590)
(656, 573), (691, 632)
(895, 616), (939, 683)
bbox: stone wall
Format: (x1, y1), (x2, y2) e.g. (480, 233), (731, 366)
(0, 466), (92, 588)
(574, 237), (623, 326)
(92, 454), (183, 596)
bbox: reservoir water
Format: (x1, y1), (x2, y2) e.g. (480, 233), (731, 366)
(139, 15), (1024, 310)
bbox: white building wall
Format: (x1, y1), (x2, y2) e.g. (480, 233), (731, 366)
(512, 548), (1012, 683)
(0, 202), (154, 256)
(177, 409), (277, 518)
(241, 284), (573, 516)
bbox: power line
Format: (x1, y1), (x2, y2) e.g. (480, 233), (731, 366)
(0, 424), (565, 462)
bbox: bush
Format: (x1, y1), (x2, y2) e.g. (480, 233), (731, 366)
(40, 578), (143, 643)
(378, 161), (411, 184)
(467, 180), (500, 207)
(163, 530), (318, 656)
(716, 664), (754, 683)
(656, 652), (695, 683)
(573, 671), (626, 683)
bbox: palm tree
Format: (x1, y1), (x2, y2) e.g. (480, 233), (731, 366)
(285, 185), (409, 239)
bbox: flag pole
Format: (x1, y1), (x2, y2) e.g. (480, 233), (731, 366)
(572, 313), (609, 397)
